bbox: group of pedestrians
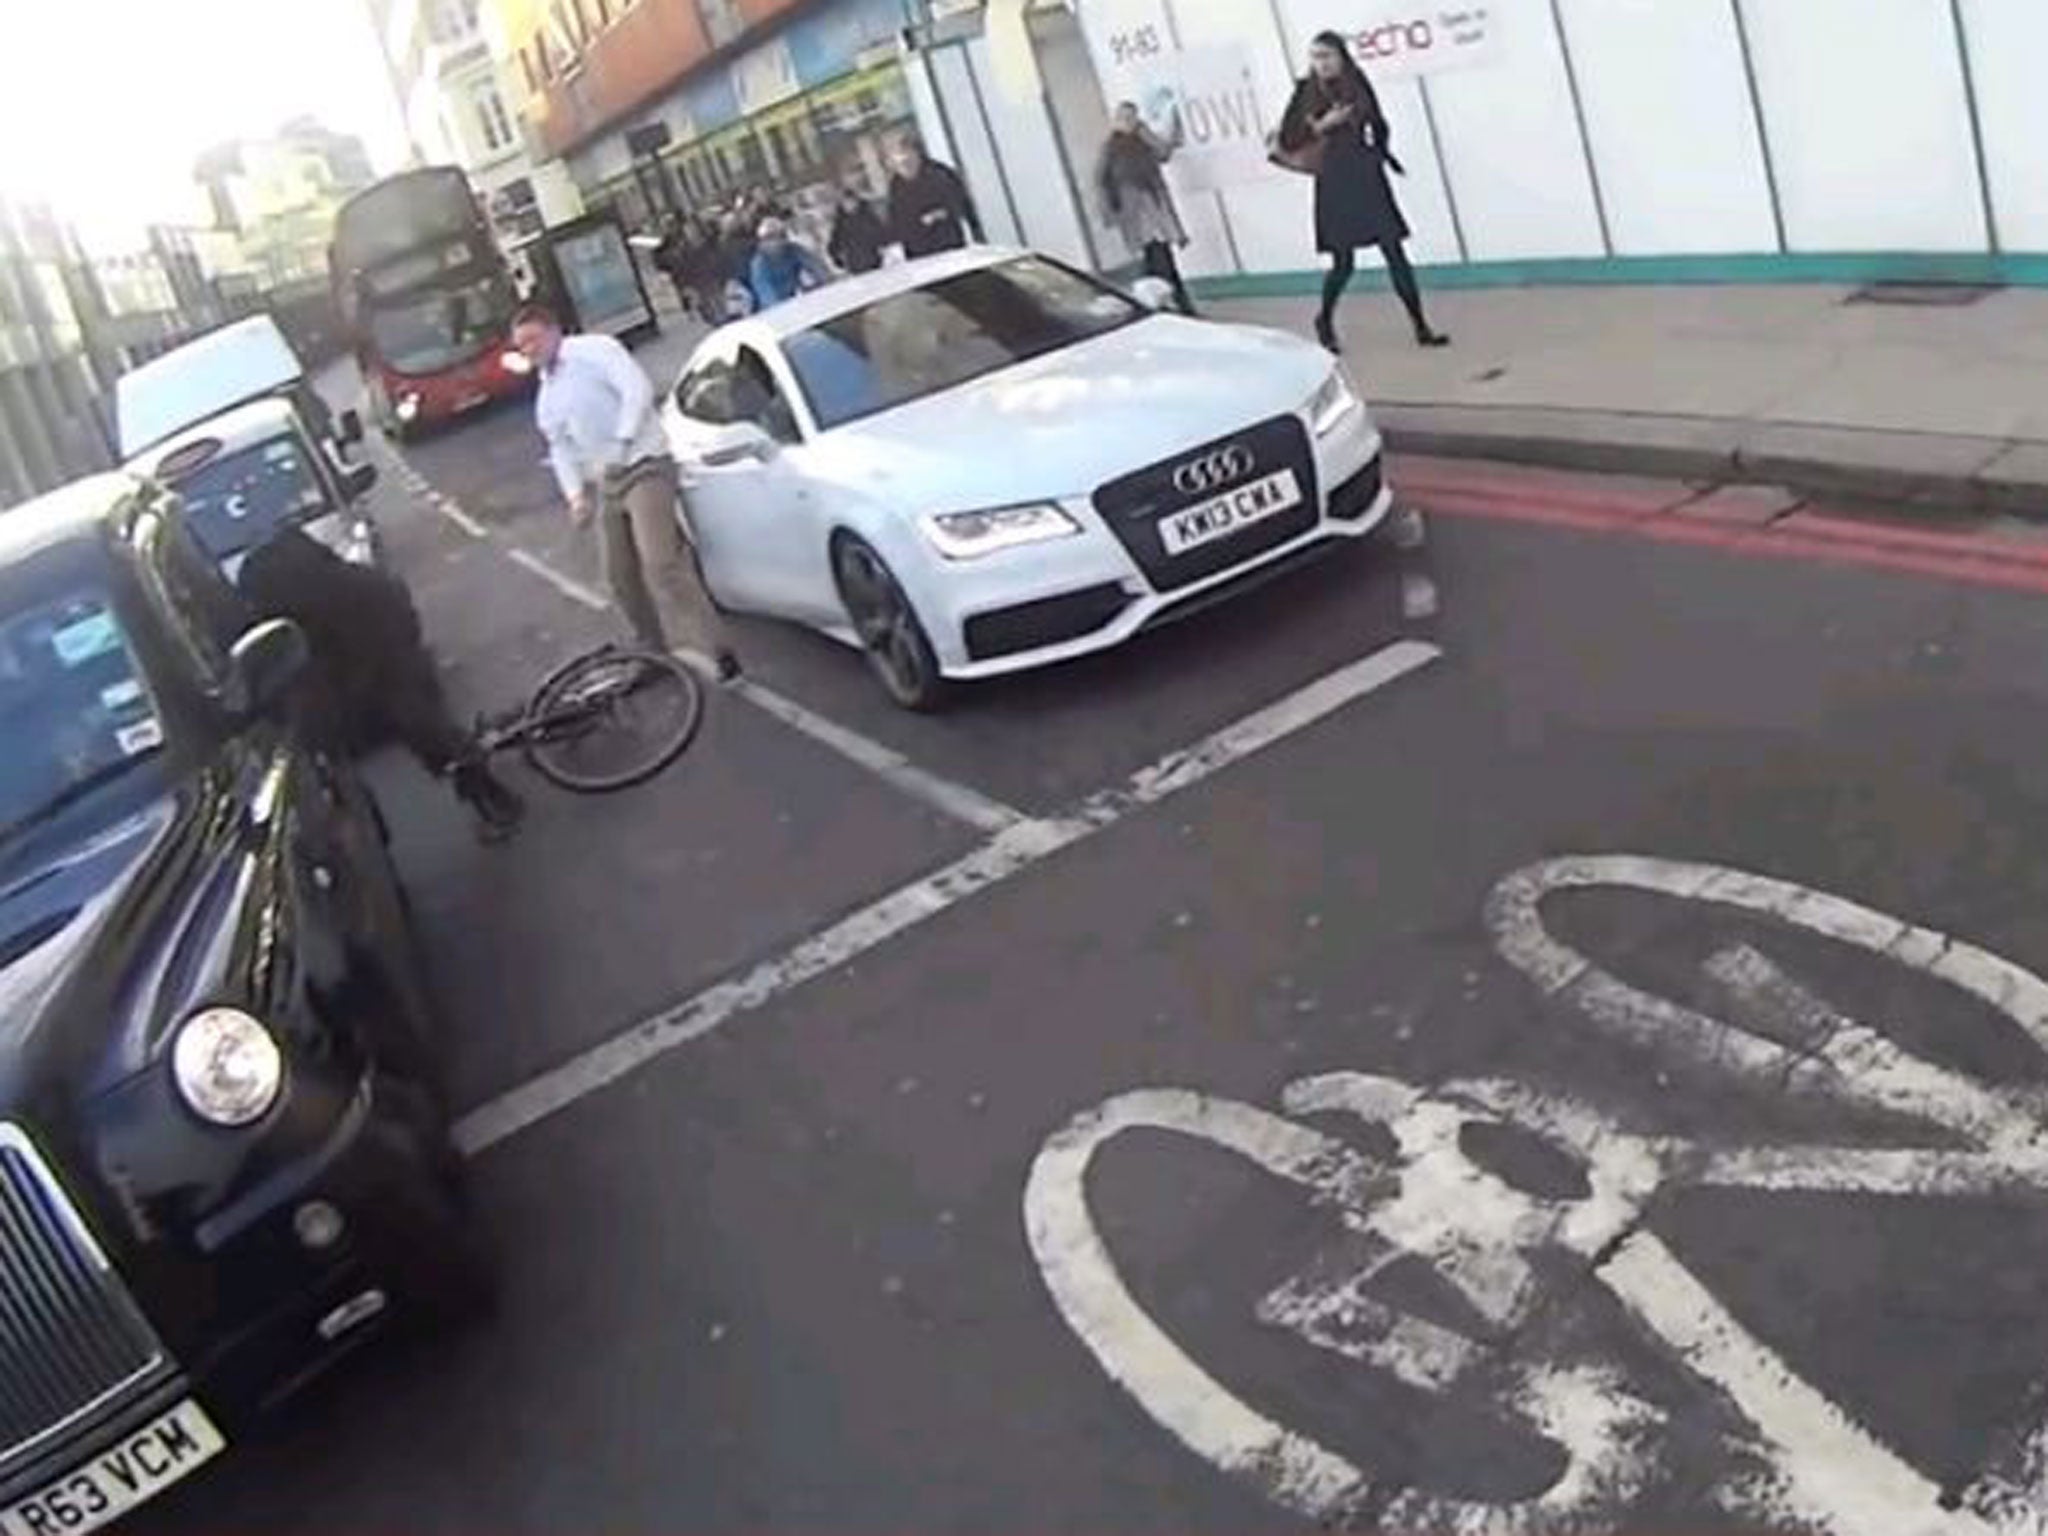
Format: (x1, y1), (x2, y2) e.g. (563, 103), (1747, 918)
(648, 131), (983, 320)
(439, 32), (1438, 843)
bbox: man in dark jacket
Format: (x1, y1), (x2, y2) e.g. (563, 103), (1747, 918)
(827, 184), (888, 273)
(237, 528), (525, 841)
(884, 134), (983, 258)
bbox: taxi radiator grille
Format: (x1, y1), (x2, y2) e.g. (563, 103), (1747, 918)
(0, 1128), (163, 1476)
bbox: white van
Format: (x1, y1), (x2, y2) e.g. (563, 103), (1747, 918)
(117, 317), (385, 578)
(117, 316), (314, 460)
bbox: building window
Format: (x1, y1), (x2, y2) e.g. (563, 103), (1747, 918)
(552, 0), (584, 50)
(696, 0), (742, 47)
(428, 0), (479, 45)
(474, 84), (517, 153)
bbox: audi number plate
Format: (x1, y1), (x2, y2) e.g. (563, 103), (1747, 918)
(0, 1403), (225, 1536)
(1159, 469), (1304, 556)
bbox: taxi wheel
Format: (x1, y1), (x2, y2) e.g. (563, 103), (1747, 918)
(833, 536), (950, 713)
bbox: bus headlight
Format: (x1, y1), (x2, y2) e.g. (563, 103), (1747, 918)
(172, 1008), (284, 1126)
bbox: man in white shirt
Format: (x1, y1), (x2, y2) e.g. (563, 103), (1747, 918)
(511, 303), (739, 680)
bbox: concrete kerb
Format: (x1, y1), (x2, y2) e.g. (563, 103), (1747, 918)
(1375, 403), (2048, 520)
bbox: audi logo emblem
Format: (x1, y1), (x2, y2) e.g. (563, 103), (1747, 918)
(1172, 444), (1256, 497)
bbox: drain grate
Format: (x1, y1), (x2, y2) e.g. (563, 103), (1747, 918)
(1847, 282), (2004, 307)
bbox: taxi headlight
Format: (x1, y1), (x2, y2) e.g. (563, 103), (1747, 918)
(922, 503), (1079, 560)
(1309, 369), (1362, 437)
(172, 1008), (284, 1126)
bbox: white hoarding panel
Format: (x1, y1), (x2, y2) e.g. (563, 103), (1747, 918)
(1406, 0), (1605, 260)
(1555, 0), (1777, 255)
(1741, 0), (1986, 253)
(1957, 0), (2048, 251)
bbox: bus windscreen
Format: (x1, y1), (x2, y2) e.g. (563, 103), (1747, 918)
(332, 169), (478, 280)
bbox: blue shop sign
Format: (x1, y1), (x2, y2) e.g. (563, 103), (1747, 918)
(787, 0), (909, 88)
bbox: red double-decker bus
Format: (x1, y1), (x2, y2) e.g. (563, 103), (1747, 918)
(330, 167), (529, 440)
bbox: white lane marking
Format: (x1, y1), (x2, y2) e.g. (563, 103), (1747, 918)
(504, 547), (608, 611)
(495, 537), (1026, 833)
(434, 498), (487, 539)
(1029, 855), (2048, 1533)
(1085, 639), (1441, 814)
(1601, 1232), (1993, 1536)
(452, 639), (1442, 1154)
(1486, 855), (2048, 1150)
(731, 678), (1023, 834)
(1024, 1079), (1662, 1534)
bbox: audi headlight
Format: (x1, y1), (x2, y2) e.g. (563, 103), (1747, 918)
(172, 1008), (284, 1126)
(1308, 369), (1362, 437)
(922, 503), (1080, 560)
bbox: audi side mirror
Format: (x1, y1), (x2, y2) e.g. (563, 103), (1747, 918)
(696, 420), (776, 468)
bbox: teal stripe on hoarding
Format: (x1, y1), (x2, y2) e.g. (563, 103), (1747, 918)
(1190, 251), (2048, 299)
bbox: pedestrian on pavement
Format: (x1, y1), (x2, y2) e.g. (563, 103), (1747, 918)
(749, 217), (831, 307)
(675, 217), (721, 321)
(885, 133), (982, 259)
(237, 526), (527, 842)
(1095, 101), (1195, 316)
(655, 215), (694, 314)
(1278, 30), (1448, 354)
(510, 302), (741, 682)
(717, 211), (761, 314)
(827, 183), (888, 274)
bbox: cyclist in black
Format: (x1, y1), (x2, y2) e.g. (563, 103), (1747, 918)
(238, 527), (526, 841)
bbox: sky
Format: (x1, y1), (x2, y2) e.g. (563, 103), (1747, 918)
(0, 0), (412, 245)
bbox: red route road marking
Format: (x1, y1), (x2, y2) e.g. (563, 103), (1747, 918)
(1395, 458), (2048, 598)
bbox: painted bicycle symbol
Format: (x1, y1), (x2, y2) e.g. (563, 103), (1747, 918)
(1025, 856), (2048, 1536)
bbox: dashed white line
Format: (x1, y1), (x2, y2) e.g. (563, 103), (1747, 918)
(731, 678), (1023, 834)
(504, 546), (608, 610)
(435, 498), (487, 539)
(390, 458), (1029, 831)
(453, 638), (1442, 1155)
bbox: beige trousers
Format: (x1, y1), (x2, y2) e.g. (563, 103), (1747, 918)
(595, 456), (732, 658)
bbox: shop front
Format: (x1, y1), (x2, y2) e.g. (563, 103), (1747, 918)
(575, 0), (918, 242)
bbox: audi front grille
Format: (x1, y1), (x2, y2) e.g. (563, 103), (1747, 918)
(1090, 416), (1319, 593)
(0, 1125), (166, 1479)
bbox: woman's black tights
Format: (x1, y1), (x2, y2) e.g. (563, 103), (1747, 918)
(1142, 241), (1195, 316)
(1320, 242), (1430, 334)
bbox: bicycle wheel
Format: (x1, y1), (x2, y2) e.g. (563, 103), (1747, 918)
(522, 647), (704, 793)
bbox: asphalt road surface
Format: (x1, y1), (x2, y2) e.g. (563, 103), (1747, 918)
(131, 378), (2048, 1535)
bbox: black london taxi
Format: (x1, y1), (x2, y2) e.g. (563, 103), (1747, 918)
(0, 474), (481, 1534)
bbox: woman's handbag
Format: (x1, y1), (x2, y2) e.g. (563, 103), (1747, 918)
(1266, 129), (1324, 177)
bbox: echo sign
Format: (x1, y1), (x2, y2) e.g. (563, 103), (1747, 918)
(1342, 5), (1500, 78)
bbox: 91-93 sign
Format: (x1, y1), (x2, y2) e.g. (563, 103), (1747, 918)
(1107, 24), (1165, 66)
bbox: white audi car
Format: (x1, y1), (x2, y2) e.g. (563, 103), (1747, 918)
(661, 247), (1390, 708)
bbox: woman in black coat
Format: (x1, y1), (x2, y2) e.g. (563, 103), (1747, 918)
(1278, 31), (1448, 354)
